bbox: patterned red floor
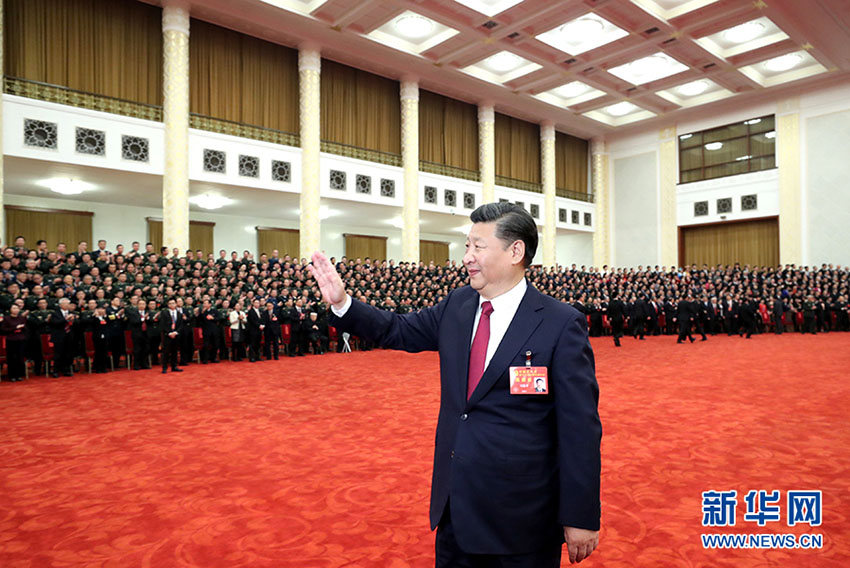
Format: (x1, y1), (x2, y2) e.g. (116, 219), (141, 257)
(1, 333), (849, 567)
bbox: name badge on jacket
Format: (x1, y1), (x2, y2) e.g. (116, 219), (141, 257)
(509, 366), (549, 395)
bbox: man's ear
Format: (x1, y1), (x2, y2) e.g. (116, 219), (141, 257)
(510, 240), (526, 266)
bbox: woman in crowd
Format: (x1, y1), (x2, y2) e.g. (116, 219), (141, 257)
(228, 300), (247, 362)
(1, 304), (29, 381)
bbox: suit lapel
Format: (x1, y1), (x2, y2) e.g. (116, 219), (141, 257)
(456, 293), (480, 403)
(466, 286), (545, 409)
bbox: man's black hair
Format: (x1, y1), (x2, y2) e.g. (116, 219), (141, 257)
(469, 202), (538, 268)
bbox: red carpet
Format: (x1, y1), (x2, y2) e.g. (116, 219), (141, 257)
(1, 333), (849, 567)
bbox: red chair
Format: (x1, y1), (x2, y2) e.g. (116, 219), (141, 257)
(328, 326), (338, 352)
(281, 324), (292, 355)
(0, 336), (6, 379)
(192, 327), (203, 363)
(658, 312), (666, 331)
(224, 327), (233, 360)
(40, 334), (55, 376)
(84, 332), (95, 373)
(796, 311), (804, 329)
(601, 315), (611, 334)
(124, 330), (135, 369)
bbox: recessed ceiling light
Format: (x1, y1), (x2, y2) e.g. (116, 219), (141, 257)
(705, 142), (723, 150)
(680, 133), (693, 140)
(744, 118), (761, 125)
(555, 81), (590, 98)
(453, 0), (524, 17)
(764, 131), (776, 139)
(723, 21), (765, 44)
(608, 52), (688, 85)
(394, 14), (434, 39)
(38, 178), (94, 195)
(676, 80), (709, 96)
(486, 51), (522, 72)
(735, 155), (752, 161)
(536, 13), (628, 56)
(561, 17), (604, 41)
(189, 194), (233, 210)
(607, 101), (636, 116)
(764, 52), (803, 72)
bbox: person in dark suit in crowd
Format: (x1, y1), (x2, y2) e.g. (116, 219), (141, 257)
(305, 311), (328, 354)
(176, 298), (193, 366)
(771, 297), (786, 334)
(49, 298), (76, 377)
(126, 300), (152, 370)
(677, 294), (697, 343)
(1, 304), (29, 381)
(246, 298), (264, 362)
(723, 295), (738, 336)
(664, 298), (678, 335)
(631, 295), (648, 340)
(197, 299), (222, 363)
(158, 298), (184, 374)
(105, 297), (126, 369)
(145, 299), (161, 366)
(262, 302), (281, 360)
(90, 304), (110, 373)
(706, 297), (719, 335)
(289, 299), (307, 357)
(740, 295), (759, 339)
(588, 299), (604, 338)
(607, 292), (626, 347)
(802, 294), (817, 334)
(310, 202), (601, 567)
(646, 297), (660, 336)
(693, 296), (708, 341)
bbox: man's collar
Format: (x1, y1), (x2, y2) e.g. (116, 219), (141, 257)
(479, 278), (527, 312)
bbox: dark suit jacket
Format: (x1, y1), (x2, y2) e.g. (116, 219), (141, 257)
(330, 283), (601, 555)
(158, 309), (185, 340)
(246, 308), (264, 338)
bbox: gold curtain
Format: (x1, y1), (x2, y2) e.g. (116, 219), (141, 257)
(190, 19), (299, 133)
(4, 0), (162, 105)
(555, 131), (589, 195)
(419, 90), (478, 171)
(147, 219), (214, 256)
(495, 113), (540, 184)
(682, 218), (779, 267)
(5, 206), (92, 251)
(321, 59), (400, 155)
(419, 240), (449, 265)
(257, 228), (300, 260)
(344, 234), (387, 263)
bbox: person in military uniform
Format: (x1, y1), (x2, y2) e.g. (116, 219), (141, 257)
(802, 294), (817, 334)
(126, 299), (152, 370)
(197, 299), (222, 364)
(106, 297), (126, 369)
(90, 304), (110, 373)
(262, 301), (282, 360)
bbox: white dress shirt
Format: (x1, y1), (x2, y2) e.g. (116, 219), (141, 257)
(332, 277), (528, 371)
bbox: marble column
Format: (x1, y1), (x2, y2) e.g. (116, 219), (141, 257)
(400, 78), (419, 263)
(777, 98), (802, 265)
(540, 122), (556, 268)
(478, 103), (495, 204)
(161, 1), (190, 252)
(298, 46), (321, 260)
(658, 126), (678, 267)
(591, 138), (611, 268)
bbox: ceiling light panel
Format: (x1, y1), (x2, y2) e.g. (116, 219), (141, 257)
(189, 194), (234, 210)
(630, 0), (719, 21)
(452, 0), (524, 17)
(655, 78), (733, 107)
(367, 11), (460, 56)
(534, 81), (606, 108)
(460, 51), (542, 85)
(738, 50), (828, 87)
(582, 102), (657, 126)
(535, 13), (629, 56)
(608, 52), (689, 85)
(696, 17), (789, 59)
(257, 0), (329, 17)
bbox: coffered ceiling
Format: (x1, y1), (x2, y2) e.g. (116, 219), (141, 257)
(144, 0), (850, 139)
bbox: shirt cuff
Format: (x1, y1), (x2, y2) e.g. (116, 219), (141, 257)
(331, 295), (352, 318)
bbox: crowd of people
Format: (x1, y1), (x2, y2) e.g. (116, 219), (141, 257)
(1, 235), (848, 381)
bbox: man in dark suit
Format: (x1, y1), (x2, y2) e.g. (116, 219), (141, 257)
(262, 302), (282, 360)
(158, 298), (184, 374)
(288, 299), (307, 356)
(197, 299), (222, 363)
(126, 300), (152, 369)
(607, 292), (626, 347)
(310, 203), (601, 566)
(246, 298), (264, 362)
(677, 294), (697, 343)
(49, 298), (76, 377)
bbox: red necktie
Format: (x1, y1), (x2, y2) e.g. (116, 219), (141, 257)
(467, 301), (493, 400)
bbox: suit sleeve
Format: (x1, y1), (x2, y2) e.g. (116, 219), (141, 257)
(329, 291), (453, 353)
(553, 312), (602, 530)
